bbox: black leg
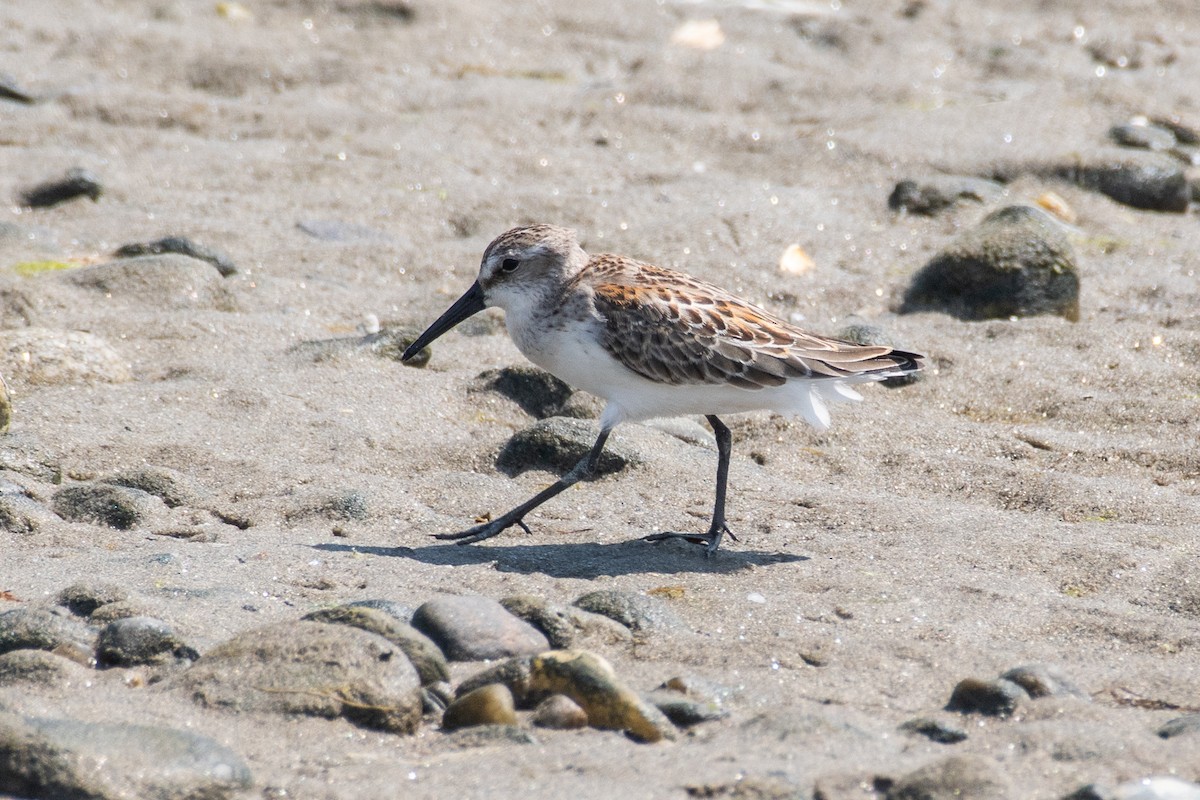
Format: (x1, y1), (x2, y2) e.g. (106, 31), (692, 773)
(644, 414), (736, 554)
(436, 427), (612, 545)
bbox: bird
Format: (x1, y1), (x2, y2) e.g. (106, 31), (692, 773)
(402, 224), (923, 553)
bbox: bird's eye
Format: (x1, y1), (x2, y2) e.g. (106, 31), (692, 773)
(501, 257), (520, 273)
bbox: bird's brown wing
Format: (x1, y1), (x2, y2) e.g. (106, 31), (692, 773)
(589, 259), (921, 389)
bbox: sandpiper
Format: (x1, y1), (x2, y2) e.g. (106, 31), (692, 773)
(402, 224), (923, 553)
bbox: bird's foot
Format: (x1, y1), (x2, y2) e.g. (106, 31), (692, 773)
(643, 522), (735, 555)
(434, 513), (532, 545)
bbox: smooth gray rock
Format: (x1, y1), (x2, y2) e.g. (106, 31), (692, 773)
(945, 677), (1027, 716)
(1000, 664), (1088, 700)
(412, 596), (549, 662)
(900, 716), (969, 744)
(113, 236), (237, 276)
(1157, 714), (1200, 740)
(96, 616), (198, 667)
(57, 582), (129, 617)
(178, 620), (422, 733)
(302, 605), (449, 685)
(888, 175), (1004, 215)
(68, 253), (235, 311)
(900, 205), (1081, 322)
(572, 589), (687, 634)
(0, 607), (95, 658)
(0, 711), (251, 800)
(1052, 152), (1189, 212)
(0, 650), (91, 687)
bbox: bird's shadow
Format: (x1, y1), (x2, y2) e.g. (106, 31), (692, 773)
(313, 537), (807, 579)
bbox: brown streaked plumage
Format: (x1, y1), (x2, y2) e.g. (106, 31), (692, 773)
(402, 224), (925, 553)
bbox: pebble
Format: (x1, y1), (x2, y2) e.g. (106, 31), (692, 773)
(945, 677), (1026, 716)
(302, 605), (449, 685)
(500, 594), (632, 649)
(900, 205), (1081, 322)
(19, 167), (103, 208)
(178, 620), (423, 733)
(411, 595), (549, 662)
(53, 483), (160, 530)
(95, 616), (198, 667)
(68, 253), (234, 310)
(835, 322), (922, 388)
(113, 236), (238, 276)
(286, 490), (369, 522)
(345, 598), (415, 622)
(643, 689), (728, 727)
(531, 693), (589, 729)
(1110, 122), (1177, 152)
(2, 328), (132, 385)
(454, 657), (535, 706)
(100, 465), (206, 509)
(899, 716), (969, 744)
(57, 582), (129, 616)
(442, 683), (518, 731)
(527, 650), (676, 743)
(1051, 153), (1189, 212)
(0, 73), (38, 104)
(573, 589), (687, 635)
(88, 600), (153, 624)
(886, 755), (1011, 800)
(0, 712), (252, 800)
(0, 649), (90, 687)
(422, 681), (454, 713)
(999, 664), (1088, 700)
(291, 328), (431, 368)
(1157, 714), (1200, 740)
(888, 175), (1005, 215)
(496, 417), (640, 477)
(0, 606), (96, 658)
(471, 365), (575, 419)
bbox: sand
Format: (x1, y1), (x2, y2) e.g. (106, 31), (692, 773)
(2, 0), (1199, 797)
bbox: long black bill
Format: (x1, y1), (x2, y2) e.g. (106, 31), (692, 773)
(401, 281), (487, 362)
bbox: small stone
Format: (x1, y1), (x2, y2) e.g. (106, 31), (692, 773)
(496, 417), (639, 477)
(100, 466), (205, 509)
(53, 483), (159, 529)
(113, 236), (237, 276)
(573, 589), (687, 634)
(999, 664), (1088, 700)
(345, 599), (414, 622)
(886, 755), (1011, 800)
(442, 683), (517, 731)
(455, 657), (536, 707)
(500, 595), (577, 648)
(0, 607), (96, 657)
(0, 649), (91, 686)
(1157, 714), (1200, 740)
(643, 689), (728, 727)
(177, 620), (423, 733)
(531, 694), (588, 729)
(88, 600), (152, 624)
(899, 717), (969, 744)
(95, 616), (198, 667)
(888, 175), (1005, 215)
(411, 596), (549, 662)
(778, 244), (815, 276)
(286, 490), (369, 522)
(472, 365), (575, 419)
(1110, 122), (1177, 151)
(0, 712), (252, 800)
(19, 168), (103, 208)
(2, 328), (132, 385)
(528, 650), (676, 742)
(900, 205), (1081, 322)
(302, 605), (449, 685)
(1051, 153), (1189, 212)
(57, 582), (129, 616)
(945, 677), (1026, 716)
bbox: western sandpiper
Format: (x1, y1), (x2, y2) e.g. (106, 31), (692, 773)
(403, 224), (923, 553)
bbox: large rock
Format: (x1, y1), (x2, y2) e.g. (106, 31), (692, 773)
(177, 620), (422, 733)
(0, 711), (251, 800)
(900, 205), (1080, 322)
(411, 596), (549, 662)
(302, 605), (449, 685)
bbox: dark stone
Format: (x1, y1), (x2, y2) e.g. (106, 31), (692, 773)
(441, 724), (537, 748)
(899, 717), (969, 744)
(113, 236), (237, 276)
(500, 595), (577, 649)
(95, 617), (198, 667)
(496, 417), (639, 477)
(0, 650), (90, 687)
(945, 677), (1026, 716)
(455, 657), (536, 707)
(1061, 784), (1116, 800)
(19, 168), (103, 208)
(900, 205), (1081, 322)
(178, 620), (423, 733)
(573, 589), (687, 634)
(1157, 713), (1200, 739)
(441, 684), (517, 731)
(411, 596), (549, 661)
(302, 605), (449, 685)
(1051, 153), (1189, 212)
(52, 483), (157, 530)
(101, 467), (204, 509)
(0, 607), (96, 658)
(643, 689), (728, 727)
(0, 74), (38, 104)
(886, 755), (1011, 800)
(57, 582), (129, 616)
(888, 176), (1004, 215)
(0, 712), (252, 800)
(473, 365), (575, 418)
(1109, 123), (1177, 151)
(999, 664), (1088, 700)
